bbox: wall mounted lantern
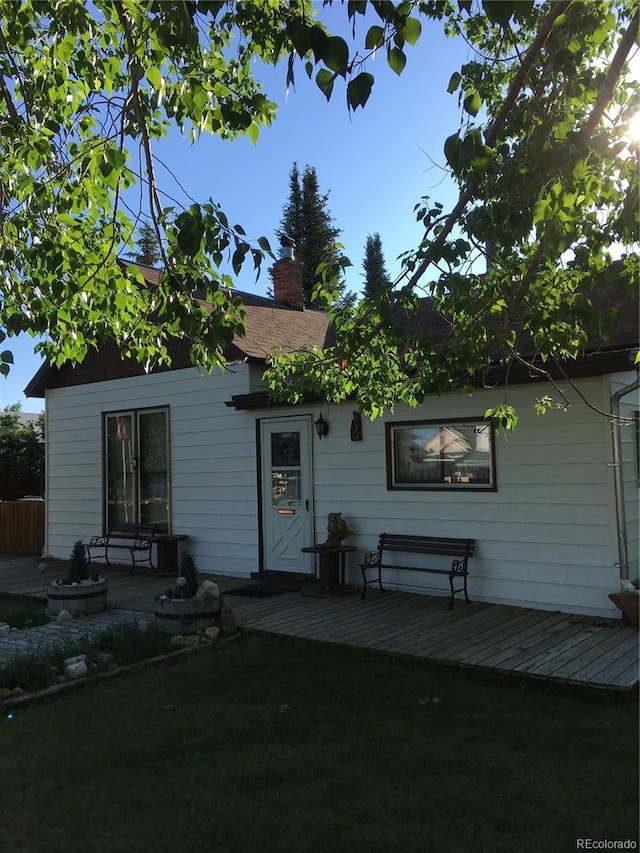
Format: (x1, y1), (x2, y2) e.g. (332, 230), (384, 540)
(314, 413), (329, 440)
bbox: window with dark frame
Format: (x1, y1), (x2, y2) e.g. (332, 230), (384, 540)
(104, 408), (170, 532)
(385, 419), (497, 491)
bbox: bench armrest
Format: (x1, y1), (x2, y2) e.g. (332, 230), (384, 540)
(361, 551), (381, 568)
(451, 558), (468, 574)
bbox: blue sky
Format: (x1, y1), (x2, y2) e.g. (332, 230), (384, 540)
(2, 4), (471, 412)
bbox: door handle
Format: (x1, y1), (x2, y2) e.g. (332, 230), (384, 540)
(305, 499), (309, 512)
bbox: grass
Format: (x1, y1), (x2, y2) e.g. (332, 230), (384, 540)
(0, 593), (49, 629)
(1, 632), (638, 853)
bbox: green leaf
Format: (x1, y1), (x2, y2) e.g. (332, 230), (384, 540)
(105, 148), (126, 169)
(483, 1), (514, 27)
(447, 71), (462, 94)
(0, 350), (14, 364)
(463, 90), (481, 117)
(444, 133), (461, 172)
(146, 65), (162, 90)
(399, 16), (421, 47)
(387, 46), (406, 76)
(485, 404), (518, 431)
(247, 122), (259, 145)
(323, 36), (349, 75)
(316, 68), (335, 101)
(347, 72), (374, 111)
(365, 25), (385, 50)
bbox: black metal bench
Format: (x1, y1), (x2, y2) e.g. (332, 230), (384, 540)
(85, 523), (158, 574)
(360, 533), (475, 609)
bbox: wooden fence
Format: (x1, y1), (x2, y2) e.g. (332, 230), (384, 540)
(0, 502), (45, 555)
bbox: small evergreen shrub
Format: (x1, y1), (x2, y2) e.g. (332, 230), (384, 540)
(67, 540), (90, 584)
(168, 552), (199, 599)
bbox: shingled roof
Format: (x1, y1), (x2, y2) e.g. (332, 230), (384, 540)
(24, 282), (333, 397)
(24, 263), (638, 399)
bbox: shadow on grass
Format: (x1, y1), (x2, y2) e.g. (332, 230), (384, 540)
(1, 632), (638, 853)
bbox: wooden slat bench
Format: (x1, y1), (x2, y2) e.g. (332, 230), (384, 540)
(85, 523), (158, 574)
(360, 533), (475, 609)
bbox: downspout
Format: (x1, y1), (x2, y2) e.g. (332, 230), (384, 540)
(610, 370), (640, 586)
(42, 389), (49, 558)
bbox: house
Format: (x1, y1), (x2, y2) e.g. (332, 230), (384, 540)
(25, 254), (639, 618)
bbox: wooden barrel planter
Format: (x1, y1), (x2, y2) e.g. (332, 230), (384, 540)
(47, 578), (109, 616)
(154, 595), (224, 636)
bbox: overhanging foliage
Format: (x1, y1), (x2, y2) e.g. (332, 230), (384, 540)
(0, 1), (637, 426)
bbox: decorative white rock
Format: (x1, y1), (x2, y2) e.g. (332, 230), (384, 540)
(195, 580), (220, 601)
(56, 610), (73, 622)
(64, 660), (89, 680)
(63, 654), (88, 668)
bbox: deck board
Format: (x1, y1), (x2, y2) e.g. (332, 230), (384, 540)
(0, 554), (637, 692)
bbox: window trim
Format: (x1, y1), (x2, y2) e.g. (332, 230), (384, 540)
(102, 406), (171, 533)
(385, 418), (497, 492)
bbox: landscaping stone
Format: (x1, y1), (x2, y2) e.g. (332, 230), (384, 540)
(0, 623), (10, 635)
(0, 687), (12, 700)
(64, 660), (89, 680)
(204, 626), (220, 641)
(169, 635), (186, 648)
(56, 609), (73, 622)
(195, 580), (220, 601)
(63, 654), (88, 668)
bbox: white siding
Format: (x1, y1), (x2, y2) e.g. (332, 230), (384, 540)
(288, 374), (627, 618)
(44, 365), (260, 576)
(611, 372), (640, 583)
(43, 366), (635, 618)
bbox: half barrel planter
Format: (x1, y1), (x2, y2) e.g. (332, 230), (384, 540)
(47, 578), (109, 616)
(154, 595), (224, 636)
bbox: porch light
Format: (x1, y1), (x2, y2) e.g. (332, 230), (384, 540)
(315, 413), (329, 440)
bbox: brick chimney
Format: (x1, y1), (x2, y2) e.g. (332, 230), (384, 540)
(270, 238), (305, 310)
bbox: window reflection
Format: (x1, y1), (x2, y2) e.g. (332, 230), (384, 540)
(387, 420), (495, 490)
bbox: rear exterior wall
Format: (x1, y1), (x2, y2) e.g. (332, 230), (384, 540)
(41, 366), (635, 618)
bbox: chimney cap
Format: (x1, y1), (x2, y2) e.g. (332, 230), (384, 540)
(280, 234), (296, 260)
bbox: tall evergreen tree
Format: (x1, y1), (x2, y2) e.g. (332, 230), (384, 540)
(277, 163), (341, 308)
(362, 233), (390, 298)
(134, 222), (162, 266)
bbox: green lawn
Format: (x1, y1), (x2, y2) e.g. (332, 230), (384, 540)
(1, 632), (637, 853)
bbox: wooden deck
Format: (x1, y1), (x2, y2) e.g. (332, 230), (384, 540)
(1, 554), (638, 692)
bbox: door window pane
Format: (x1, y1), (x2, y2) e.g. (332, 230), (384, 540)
(271, 470), (302, 506)
(271, 432), (300, 467)
(106, 415), (135, 528)
(138, 411), (169, 524)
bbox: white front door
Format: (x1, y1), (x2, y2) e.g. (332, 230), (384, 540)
(260, 417), (314, 574)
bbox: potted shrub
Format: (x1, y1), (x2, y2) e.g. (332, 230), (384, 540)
(47, 540), (109, 616)
(154, 552), (223, 636)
